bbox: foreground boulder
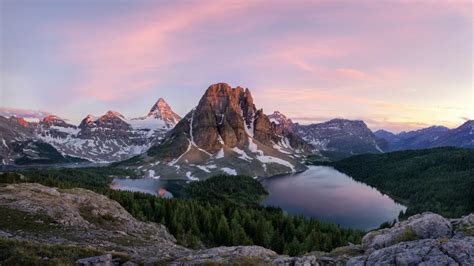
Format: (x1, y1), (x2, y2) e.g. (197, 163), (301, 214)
(361, 212), (452, 253)
(348, 212), (474, 266)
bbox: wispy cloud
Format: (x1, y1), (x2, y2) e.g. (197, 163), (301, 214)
(56, 1), (259, 101)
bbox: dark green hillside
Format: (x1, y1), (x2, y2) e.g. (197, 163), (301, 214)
(326, 147), (474, 218)
(184, 175), (268, 207)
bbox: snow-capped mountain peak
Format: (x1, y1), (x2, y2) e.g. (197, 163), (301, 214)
(268, 111), (293, 129)
(147, 98), (181, 124)
(0, 98), (183, 165)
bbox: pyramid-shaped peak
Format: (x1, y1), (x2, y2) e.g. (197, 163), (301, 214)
(149, 98), (172, 114)
(147, 98), (181, 124)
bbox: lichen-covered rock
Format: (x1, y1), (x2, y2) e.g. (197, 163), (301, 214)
(440, 237), (474, 265)
(351, 212), (473, 266)
(452, 213), (474, 237)
(365, 239), (456, 265)
(172, 245), (349, 265)
(362, 212), (452, 253)
(171, 246), (278, 265)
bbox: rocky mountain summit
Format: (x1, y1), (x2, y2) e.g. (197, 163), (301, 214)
(0, 98), (181, 164)
(1, 183), (472, 265)
(125, 83), (310, 180)
(375, 120), (474, 151)
(144, 98), (181, 125)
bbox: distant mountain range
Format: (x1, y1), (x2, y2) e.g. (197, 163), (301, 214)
(0, 98), (180, 164)
(375, 121), (474, 151)
(269, 111), (386, 156)
(1, 83), (472, 176)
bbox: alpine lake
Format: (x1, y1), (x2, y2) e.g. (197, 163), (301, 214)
(112, 166), (406, 230)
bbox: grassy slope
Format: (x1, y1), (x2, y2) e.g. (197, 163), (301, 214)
(327, 147), (474, 218)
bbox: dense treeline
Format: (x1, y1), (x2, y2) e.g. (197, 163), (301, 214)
(105, 190), (362, 255)
(325, 147), (474, 218)
(0, 169), (363, 256)
(0, 167), (135, 189)
(183, 175), (268, 207)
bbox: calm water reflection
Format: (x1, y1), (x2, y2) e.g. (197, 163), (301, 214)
(261, 166), (406, 230)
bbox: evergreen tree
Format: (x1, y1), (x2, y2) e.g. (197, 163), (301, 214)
(216, 215), (231, 246)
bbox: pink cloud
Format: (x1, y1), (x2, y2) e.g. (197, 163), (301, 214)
(38, 0), (470, 131)
(56, 1), (260, 101)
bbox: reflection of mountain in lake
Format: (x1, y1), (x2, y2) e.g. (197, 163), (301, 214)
(157, 187), (173, 199)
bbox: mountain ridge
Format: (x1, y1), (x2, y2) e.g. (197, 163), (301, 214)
(375, 121), (473, 151)
(0, 98), (181, 164)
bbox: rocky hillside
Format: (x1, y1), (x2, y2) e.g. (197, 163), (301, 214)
(375, 120), (474, 151)
(126, 83), (310, 180)
(0, 183), (189, 264)
(0, 183), (472, 265)
(0, 98), (181, 164)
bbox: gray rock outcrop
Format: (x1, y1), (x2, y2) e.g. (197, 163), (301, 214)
(348, 212), (474, 266)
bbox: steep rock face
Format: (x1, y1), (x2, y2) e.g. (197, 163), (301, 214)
(191, 84), (252, 153)
(293, 119), (386, 155)
(134, 83), (309, 180)
(1, 98), (181, 164)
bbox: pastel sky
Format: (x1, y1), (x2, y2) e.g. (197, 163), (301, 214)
(0, 0), (472, 132)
